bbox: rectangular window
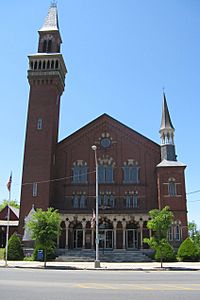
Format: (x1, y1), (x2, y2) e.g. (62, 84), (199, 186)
(32, 182), (38, 197)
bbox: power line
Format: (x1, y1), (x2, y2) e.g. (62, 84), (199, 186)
(188, 199), (200, 203)
(1, 169), (200, 197)
(187, 189), (200, 195)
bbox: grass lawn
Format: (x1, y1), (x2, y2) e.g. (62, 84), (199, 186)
(0, 248), (4, 259)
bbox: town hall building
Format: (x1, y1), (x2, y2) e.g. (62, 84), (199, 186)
(19, 4), (188, 258)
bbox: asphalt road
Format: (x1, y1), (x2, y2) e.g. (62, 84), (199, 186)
(0, 268), (200, 300)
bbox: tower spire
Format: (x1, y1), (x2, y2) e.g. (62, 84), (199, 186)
(159, 93), (176, 161)
(38, 3), (62, 53)
(39, 3), (59, 32)
(159, 92), (175, 145)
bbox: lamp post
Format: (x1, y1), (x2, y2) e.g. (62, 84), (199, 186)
(91, 145), (100, 268)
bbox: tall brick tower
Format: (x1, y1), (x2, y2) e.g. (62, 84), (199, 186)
(19, 4), (67, 235)
(156, 93), (188, 243)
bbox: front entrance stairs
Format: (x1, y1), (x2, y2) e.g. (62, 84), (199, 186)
(55, 249), (152, 262)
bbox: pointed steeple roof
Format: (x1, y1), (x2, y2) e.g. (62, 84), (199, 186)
(39, 3), (59, 32)
(160, 92), (174, 132)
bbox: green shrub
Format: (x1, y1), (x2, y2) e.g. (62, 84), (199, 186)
(33, 243), (56, 261)
(177, 237), (199, 262)
(155, 240), (176, 262)
(0, 248), (4, 259)
(7, 233), (24, 261)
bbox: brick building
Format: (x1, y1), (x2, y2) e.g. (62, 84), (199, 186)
(19, 4), (188, 255)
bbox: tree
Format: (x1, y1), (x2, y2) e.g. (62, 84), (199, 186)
(27, 208), (61, 267)
(177, 237), (199, 261)
(0, 199), (20, 211)
(144, 206), (174, 268)
(6, 233), (24, 260)
(188, 221), (200, 255)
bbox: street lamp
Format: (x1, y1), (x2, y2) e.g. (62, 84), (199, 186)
(91, 145), (100, 268)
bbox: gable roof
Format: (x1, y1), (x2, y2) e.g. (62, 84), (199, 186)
(0, 205), (19, 218)
(58, 113), (160, 150)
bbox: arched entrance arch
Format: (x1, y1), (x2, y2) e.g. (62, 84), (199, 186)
(126, 221), (139, 249)
(99, 219), (113, 249)
(73, 222), (83, 248)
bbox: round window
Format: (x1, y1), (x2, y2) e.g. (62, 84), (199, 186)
(100, 137), (111, 148)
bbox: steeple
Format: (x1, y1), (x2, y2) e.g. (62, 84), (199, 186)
(38, 3), (62, 53)
(19, 3), (67, 235)
(39, 2), (59, 32)
(159, 93), (176, 161)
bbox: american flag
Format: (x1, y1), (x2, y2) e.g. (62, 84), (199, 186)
(90, 209), (96, 228)
(7, 172), (12, 192)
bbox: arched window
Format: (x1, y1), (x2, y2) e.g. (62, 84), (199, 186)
(80, 195), (86, 208)
(98, 192), (115, 208)
(47, 40), (52, 53)
(72, 161), (87, 183)
(98, 156), (115, 183)
(72, 193), (87, 208)
(55, 60), (59, 69)
(51, 60), (55, 69)
(168, 226), (173, 241)
(34, 61), (38, 70)
(42, 61), (46, 69)
(174, 224), (181, 241)
(47, 60), (50, 69)
(168, 178), (176, 196)
(32, 183), (38, 197)
(123, 159), (140, 184)
(72, 194), (79, 208)
(37, 118), (43, 130)
(124, 191), (138, 208)
(42, 40), (47, 52)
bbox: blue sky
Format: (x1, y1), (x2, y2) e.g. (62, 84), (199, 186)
(0, 0), (199, 227)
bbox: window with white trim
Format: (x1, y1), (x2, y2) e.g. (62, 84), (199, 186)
(37, 118), (43, 130)
(123, 159), (140, 184)
(32, 182), (38, 197)
(72, 160), (88, 184)
(168, 178), (176, 196)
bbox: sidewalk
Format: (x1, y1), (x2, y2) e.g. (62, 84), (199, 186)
(1, 260), (200, 271)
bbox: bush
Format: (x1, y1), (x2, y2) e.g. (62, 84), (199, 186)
(7, 233), (24, 260)
(177, 237), (199, 262)
(32, 244), (56, 261)
(155, 240), (176, 262)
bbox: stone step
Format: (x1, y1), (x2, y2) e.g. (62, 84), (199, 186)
(56, 249), (152, 262)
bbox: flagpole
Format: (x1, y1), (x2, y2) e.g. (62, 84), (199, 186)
(5, 173), (12, 267)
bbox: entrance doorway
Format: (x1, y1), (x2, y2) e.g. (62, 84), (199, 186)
(126, 229), (138, 249)
(73, 229), (83, 248)
(99, 220), (113, 249)
(99, 230), (113, 249)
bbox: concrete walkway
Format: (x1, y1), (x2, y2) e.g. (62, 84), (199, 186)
(1, 260), (200, 271)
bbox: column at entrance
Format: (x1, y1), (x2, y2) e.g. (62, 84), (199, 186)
(122, 221), (126, 249)
(65, 220), (69, 249)
(91, 228), (94, 249)
(139, 219), (144, 249)
(82, 220), (86, 249)
(113, 221), (117, 250)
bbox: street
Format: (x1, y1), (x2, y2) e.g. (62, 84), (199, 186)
(0, 268), (200, 300)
